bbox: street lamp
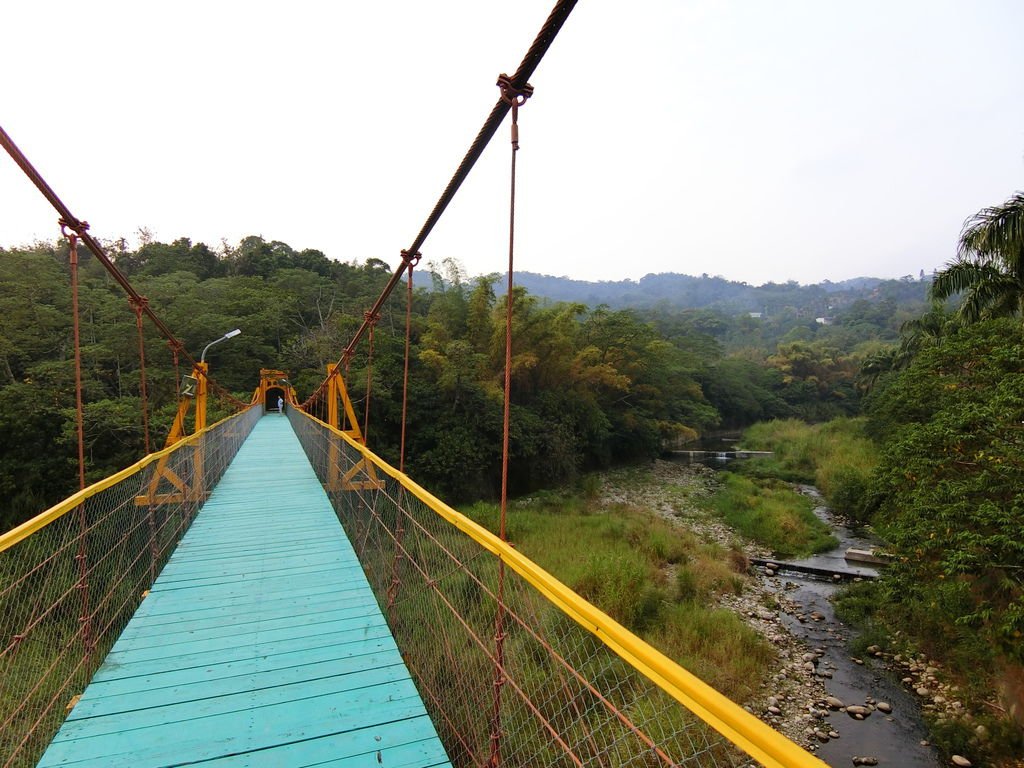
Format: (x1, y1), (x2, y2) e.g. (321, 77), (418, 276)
(200, 328), (242, 363)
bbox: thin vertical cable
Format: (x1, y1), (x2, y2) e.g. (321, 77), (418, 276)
(130, 298), (151, 454)
(342, 363), (351, 434)
(363, 313), (378, 445)
(397, 253), (417, 468)
(389, 252), (419, 614)
(489, 75), (532, 768)
(65, 228), (93, 662)
(66, 232), (87, 490)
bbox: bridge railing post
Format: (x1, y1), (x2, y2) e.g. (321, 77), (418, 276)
(192, 363), (209, 502)
(326, 365), (341, 491)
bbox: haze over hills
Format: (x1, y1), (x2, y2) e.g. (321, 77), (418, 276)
(512, 270), (931, 315)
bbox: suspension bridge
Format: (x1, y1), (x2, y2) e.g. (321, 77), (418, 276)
(1, 2), (829, 766)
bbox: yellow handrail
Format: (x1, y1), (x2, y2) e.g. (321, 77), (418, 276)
(293, 407), (827, 768)
(0, 405), (259, 554)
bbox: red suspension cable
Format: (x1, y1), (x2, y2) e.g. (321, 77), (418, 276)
(488, 73), (533, 768)
(129, 297), (152, 454)
(65, 229), (87, 491)
(399, 251), (420, 472)
(64, 228), (93, 664)
(300, 0), (578, 410)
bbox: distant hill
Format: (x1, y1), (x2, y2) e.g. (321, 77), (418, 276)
(512, 271), (930, 315)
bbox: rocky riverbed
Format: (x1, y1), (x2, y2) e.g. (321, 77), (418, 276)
(597, 460), (960, 767)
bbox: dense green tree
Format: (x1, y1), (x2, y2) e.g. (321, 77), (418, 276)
(121, 237), (224, 279)
(866, 319), (1024, 663)
(0, 247), (69, 382)
(699, 359), (790, 428)
(1, 232), (932, 528)
(0, 383), (74, 531)
(764, 340), (860, 420)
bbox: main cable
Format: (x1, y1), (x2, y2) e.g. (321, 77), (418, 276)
(0, 125), (247, 409)
(303, 0), (577, 407)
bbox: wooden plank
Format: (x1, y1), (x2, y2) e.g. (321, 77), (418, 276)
(41, 687), (429, 766)
(126, 572), (367, 614)
(99, 606), (390, 657)
(99, 612), (391, 667)
(197, 719), (453, 767)
(37, 415), (450, 768)
(58, 668), (417, 737)
(70, 648), (405, 715)
(89, 624), (397, 684)
(117, 590), (380, 639)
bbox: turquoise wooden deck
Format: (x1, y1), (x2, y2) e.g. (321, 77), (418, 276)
(37, 414), (451, 768)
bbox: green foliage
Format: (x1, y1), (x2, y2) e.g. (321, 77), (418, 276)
(675, 567), (700, 602)
(698, 358), (791, 428)
(740, 417), (877, 520)
(866, 319), (1024, 664)
(709, 472), (836, 558)
(927, 712), (1024, 768)
(832, 579), (884, 629)
(741, 419), (819, 482)
(463, 488), (773, 702)
(0, 234), (924, 534)
(574, 554), (665, 631)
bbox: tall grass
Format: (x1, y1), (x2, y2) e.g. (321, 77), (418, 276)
(709, 473), (836, 558)
(462, 488), (772, 703)
(740, 417), (877, 520)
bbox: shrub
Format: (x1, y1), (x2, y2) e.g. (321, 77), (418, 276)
(573, 554), (665, 631)
(675, 567), (699, 602)
(710, 473), (836, 557)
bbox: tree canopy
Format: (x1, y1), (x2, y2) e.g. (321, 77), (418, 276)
(0, 235), (925, 530)
(865, 319), (1024, 664)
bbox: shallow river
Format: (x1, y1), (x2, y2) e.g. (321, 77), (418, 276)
(770, 487), (942, 767)
(673, 443), (943, 767)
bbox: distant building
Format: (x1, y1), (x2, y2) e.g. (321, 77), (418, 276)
(748, 312), (763, 319)
(815, 316), (833, 325)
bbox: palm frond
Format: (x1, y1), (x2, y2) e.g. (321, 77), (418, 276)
(958, 191), (1024, 271)
(958, 273), (1023, 322)
(931, 259), (1024, 323)
(930, 260), (999, 301)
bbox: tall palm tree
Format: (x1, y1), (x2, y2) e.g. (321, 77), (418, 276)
(931, 191), (1024, 321)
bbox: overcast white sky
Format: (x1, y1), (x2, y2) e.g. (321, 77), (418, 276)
(2, 1), (1023, 285)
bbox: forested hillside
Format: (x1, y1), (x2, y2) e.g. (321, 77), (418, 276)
(0, 236), (927, 531)
(515, 269), (930, 315)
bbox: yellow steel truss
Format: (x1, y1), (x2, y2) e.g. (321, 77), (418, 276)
(324, 364), (382, 492)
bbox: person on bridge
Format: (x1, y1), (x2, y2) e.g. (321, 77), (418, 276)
(278, 395), (284, 414)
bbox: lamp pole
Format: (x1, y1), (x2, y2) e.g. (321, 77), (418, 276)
(194, 329), (241, 433)
(200, 328), (241, 363)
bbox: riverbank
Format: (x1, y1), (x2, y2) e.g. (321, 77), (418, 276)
(481, 458), (970, 765)
(597, 460), (933, 763)
(487, 460), (836, 754)
(730, 418), (1024, 767)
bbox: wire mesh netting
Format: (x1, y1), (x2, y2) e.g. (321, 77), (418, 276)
(0, 405), (261, 768)
(289, 409), (776, 768)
